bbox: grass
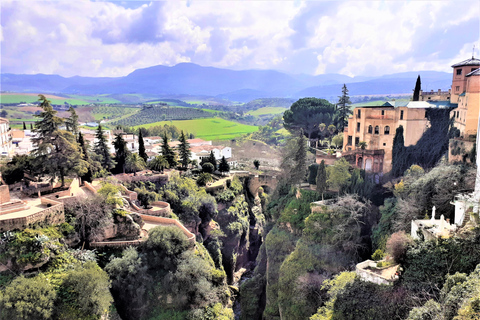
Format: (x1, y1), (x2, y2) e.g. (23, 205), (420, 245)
(91, 106), (139, 121)
(67, 94), (122, 104)
(247, 107), (288, 116)
(0, 93), (88, 105)
(134, 118), (258, 140)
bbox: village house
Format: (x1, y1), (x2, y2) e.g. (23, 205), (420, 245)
(0, 118), (13, 158)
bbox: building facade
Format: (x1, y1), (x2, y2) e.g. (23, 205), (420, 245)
(0, 118), (13, 157)
(452, 67), (480, 138)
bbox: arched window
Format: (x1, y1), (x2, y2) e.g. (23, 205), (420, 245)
(368, 125), (373, 134)
(384, 126), (390, 135)
(374, 126), (379, 134)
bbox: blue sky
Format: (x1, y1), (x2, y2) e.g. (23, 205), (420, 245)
(1, 0), (479, 77)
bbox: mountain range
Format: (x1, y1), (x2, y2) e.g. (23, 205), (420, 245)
(1, 63), (452, 102)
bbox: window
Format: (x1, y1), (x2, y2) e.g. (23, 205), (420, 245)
(368, 125), (373, 134)
(472, 68), (477, 72)
(400, 110), (404, 120)
(383, 143), (386, 146)
(357, 122), (360, 131)
(384, 126), (390, 135)
(381, 110), (385, 116)
(455, 86), (460, 92)
(456, 69), (462, 75)
(355, 137), (360, 145)
(347, 136), (352, 145)
(374, 126), (379, 134)
(456, 111), (459, 118)
(357, 110), (361, 118)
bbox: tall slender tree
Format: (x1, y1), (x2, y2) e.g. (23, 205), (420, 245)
(65, 106), (79, 140)
(218, 156), (230, 175)
(138, 129), (148, 162)
(32, 95), (87, 187)
(208, 151), (217, 171)
(413, 75), (421, 101)
(392, 125), (406, 177)
(316, 160), (327, 200)
(336, 84), (352, 133)
(281, 131), (308, 186)
(78, 132), (93, 182)
(113, 133), (129, 174)
(94, 125), (115, 171)
(178, 130), (191, 169)
(22, 122), (26, 130)
(161, 132), (177, 168)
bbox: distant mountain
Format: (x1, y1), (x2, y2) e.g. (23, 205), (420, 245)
(1, 63), (453, 102)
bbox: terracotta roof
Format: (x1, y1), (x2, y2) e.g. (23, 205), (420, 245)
(187, 138), (209, 144)
(190, 145), (226, 153)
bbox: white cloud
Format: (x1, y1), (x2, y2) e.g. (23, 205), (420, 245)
(0, 0), (478, 77)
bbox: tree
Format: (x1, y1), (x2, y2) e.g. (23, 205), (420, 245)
(281, 132), (308, 185)
(178, 130), (191, 169)
(218, 156), (230, 175)
(1, 154), (33, 185)
(386, 231), (412, 263)
(94, 125), (115, 171)
(30, 123), (33, 130)
(78, 132), (93, 182)
(113, 133), (130, 174)
(283, 97), (336, 141)
(253, 159), (260, 170)
(0, 274), (56, 319)
(161, 132), (177, 168)
(197, 172), (213, 186)
(148, 155), (169, 173)
(336, 84), (353, 133)
(316, 160), (327, 199)
(65, 106), (79, 140)
(125, 153), (146, 176)
(0, 110), (7, 118)
(331, 133), (343, 149)
(22, 122), (26, 130)
(58, 262), (113, 319)
(138, 129), (148, 162)
(135, 187), (158, 209)
(392, 125), (406, 177)
(327, 158), (351, 192)
(413, 75), (421, 101)
(208, 151), (217, 171)
(32, 95), (87, 187)
(202, 162), (215, 173)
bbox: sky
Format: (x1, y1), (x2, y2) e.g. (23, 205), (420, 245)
(1, 0), (479, 78)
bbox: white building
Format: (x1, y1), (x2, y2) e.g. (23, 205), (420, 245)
(190, 145), (232, 162)
(0, 118), (13, 157)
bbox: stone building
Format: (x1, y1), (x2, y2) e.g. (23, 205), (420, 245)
(451, 65), (480, 138)
(0, 117), (13, 157)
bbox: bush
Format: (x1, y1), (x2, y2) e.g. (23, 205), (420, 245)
(202, 162), (215, 174)
(372, 249), (385, 261)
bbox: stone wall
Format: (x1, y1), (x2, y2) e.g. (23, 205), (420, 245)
(0, 185), (11, 204)
(140, 214), (196, 245)
(355, 260), (398, 286)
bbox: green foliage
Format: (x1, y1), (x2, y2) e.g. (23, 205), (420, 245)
(112, 133), (130, 174)
(331, 278), (412, 320)
(326, 158), (351, 191)
(1, 154), (33, 185)
(218, 156), (230, 174)
(278, 189), (320, 232)
(336, 84), (352, 133)
(94, 125), (116, 171)
(98, 182), (123, 207)
(149, 155), (169, 173)
(371, 249), (385, 261)
(135, 186), (158, 208)
(178, 130), (191, 168)
(138, 129), (148, 162)
(281, 133), (308, 185)
(125, 152), (146, 175)
(0, 274), (56, 319)
(202, 162), (215, 173)
(283, 98), (336, 140)
(56, 261), (113, 320)
(316, 160), (327, 198)
(143, 226), (191, 270)
(197, 172), (213, 186)
(310, 272), (356, 320)
(401, 229), (480, 295)
(308, 163), (319, 185)
(371, 198), (397, 251)
(161, 132), (177, 167)
(253, 159), (260, 170)
(340, 168), (374, 199)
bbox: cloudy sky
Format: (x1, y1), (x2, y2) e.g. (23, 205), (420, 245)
(1, 0), (479, 78)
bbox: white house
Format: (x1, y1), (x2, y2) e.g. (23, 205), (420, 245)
(0, 118), (13, 157)
(190, 145), (232, 163)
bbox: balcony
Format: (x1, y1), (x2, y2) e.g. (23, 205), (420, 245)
(366, 115), (393, 120)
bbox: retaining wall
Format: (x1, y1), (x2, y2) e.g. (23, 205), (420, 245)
(140, 214), (196, 244)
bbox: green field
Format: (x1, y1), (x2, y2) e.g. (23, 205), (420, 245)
(247, 107), (288, 116)
(134, 118), (258, 140)
(68, 94), (122, 104)
(91, 106), (139, 121)
(0, 94), (89, 105)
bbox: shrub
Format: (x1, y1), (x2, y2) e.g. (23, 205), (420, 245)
(372, 249), (385, 261)
(202, 162), (215, 174)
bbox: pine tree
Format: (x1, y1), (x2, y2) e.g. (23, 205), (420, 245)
(413, 75), (421, 101)
(138, 129), (148, 162)
(337, 84), (352, 133)
(94, 125), (115, 171)
(316, 160), (327, 200)
(178, 130), (191, 169)
(32, 95), (87, 187)
(30, 123), (33, 130)
(392, 125), (406, 177)
(65, 106), (79, 140)
(281, 131), (308, 186)
(218, 156), (230, 175)
(161, 132), (177, 168)
(113, 133), (129, 174)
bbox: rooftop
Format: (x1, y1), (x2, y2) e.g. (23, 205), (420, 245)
(467, 68), (480, 77)
(451, 57), (480, 68)
(382, 100), (453, 109)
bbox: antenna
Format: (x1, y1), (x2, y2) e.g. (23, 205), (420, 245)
(473, 45), (476, 59)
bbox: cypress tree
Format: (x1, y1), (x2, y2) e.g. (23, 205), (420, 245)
(113, 133), (129, 174)
(337, 84), (352, 133)
(392, 125), (406, 177)
(30, 123), (33, 130)
(208, 151), (217, 171)
(218, 156), (230, 175)
(138, 129), (148, 162)
(65, 106), (79, 140)
(316, 160), (327, 200)
(178, 130), (191, 169)
(94, 125), (115, 171)
(78, 132), (93, 182)
(23, 122), (26, 130)
(161, 132), (177, 168)
(413, 75), (421, 101)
